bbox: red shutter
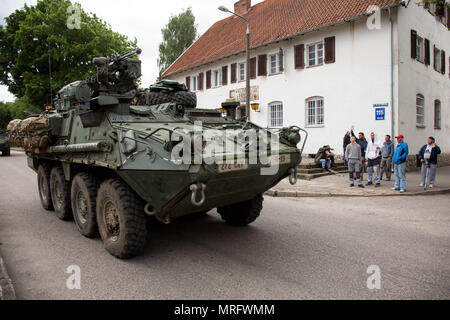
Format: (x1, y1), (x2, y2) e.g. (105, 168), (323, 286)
(279, 50), (284, 72)
(447, 8), (450, 28)
(250, 57), (256, 79)
(411, 30), (417, 59)
(258, 55), (267, 76)
(424, 38), (430, 66)
(206, 70), (211, 89)
(198, 73), (204, 90)
(324, 36), (335, 64)
(441, 50), (446, 75)
(230, 63), (237, 83)
(294, 44), (305, 69)
(222, 66), (228, 85)
(436, 2), (445, 16)
(433, 45), (437, 70)
(185, 76), (190, 91)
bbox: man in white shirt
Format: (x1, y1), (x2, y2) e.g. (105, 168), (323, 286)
(365, 132), (383, 187)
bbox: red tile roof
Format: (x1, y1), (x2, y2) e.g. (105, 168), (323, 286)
(163, 0), (400, 77)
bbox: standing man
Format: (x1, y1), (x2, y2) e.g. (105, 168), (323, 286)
(392, 134), (409, 193)
(346, 136), (364, 188)
(418, 137), (441, 189)
(365, 132), (382, 187)
(351, 129), (368, 181)
(343, 130), (351, 166)
(380, 135), (394, 181)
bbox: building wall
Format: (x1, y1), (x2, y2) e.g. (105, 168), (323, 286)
(168, 14), (395, 155)
(396, 2), (450, 154)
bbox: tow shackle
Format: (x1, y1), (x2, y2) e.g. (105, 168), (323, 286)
(190, 183), (206, 207)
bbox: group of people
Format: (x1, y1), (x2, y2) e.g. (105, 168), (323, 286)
(341, 127), (441, 192)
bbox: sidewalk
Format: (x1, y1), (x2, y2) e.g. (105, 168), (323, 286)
(0, 254), (16, 300)
(267, 166), (450, 198)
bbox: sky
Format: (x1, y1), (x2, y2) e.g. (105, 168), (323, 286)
(0, 0), (264, 103)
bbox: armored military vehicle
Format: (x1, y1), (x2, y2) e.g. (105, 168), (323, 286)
(8, 49), (307, 259)
(0, 129), (10, 156)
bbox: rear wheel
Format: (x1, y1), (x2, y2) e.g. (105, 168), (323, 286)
(218, 194), (264, 226)
(96, 179), (147, 259)
(71, 172), (100, 238)
(37, 164), (53, 211)
(50, 166), (72, 221)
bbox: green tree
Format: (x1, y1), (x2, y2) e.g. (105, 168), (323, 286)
(0, 97), (41, 129)
(158, 8), (197, 75)
(0, 0), (137, 108)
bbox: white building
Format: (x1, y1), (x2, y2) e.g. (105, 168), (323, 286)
(163, 0), (450, 155)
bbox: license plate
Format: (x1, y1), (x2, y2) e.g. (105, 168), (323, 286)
(269, 154), (291, 166)
(218, 162), (249, 173)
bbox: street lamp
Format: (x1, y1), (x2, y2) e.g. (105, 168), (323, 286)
(219, 5), (250, 120)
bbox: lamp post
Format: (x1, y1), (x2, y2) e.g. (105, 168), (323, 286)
(219, 5), (250, 120)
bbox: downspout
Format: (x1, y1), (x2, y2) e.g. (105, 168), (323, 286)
(388, 7), (395, 140)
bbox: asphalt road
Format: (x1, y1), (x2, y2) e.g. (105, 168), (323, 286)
(0, 151), (449, 300)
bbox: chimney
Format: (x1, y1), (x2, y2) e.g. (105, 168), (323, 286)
(234, 0), (251, 15)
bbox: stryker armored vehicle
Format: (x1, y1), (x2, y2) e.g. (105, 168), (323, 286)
(0, 129), (10, 156)
(8, 49), (307, 259)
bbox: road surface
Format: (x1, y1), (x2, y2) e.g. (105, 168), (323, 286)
(0, 152), (449, 299)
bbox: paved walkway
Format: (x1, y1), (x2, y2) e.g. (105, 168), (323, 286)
(268, 166), (450, 198)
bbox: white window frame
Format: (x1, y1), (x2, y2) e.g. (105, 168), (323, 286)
(269, 53), (282, 75)
(305, 96), (324, 127)
(268, 101), (284, 128)
(238, 62), (246, 82)
(434, 47), (442, 71)
(213, 69), (222, 87)
(416, 36), (425, 63)
(434, 99), (441, 130)
(416, 94), (425, 127)
(192, 75), (199, 92)
(307, 42), (324, 67)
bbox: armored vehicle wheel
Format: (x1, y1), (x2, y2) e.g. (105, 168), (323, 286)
(218, 194), (264, 227)
(96, 179), (147, 259)
(50, 166), (73, 221)
(37, 164), (53, 211)
(71, 173), (100, 238)
(2, 149), (10, 156)
(144, 91), (197, 108)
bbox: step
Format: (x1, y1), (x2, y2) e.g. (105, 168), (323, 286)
(297, 172), (332, 181)
(299, 162), (345, 169)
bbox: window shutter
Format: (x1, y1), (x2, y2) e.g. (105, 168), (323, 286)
(198, 73), (204, 90)
(250, 57), (256, 79)
(424, 2), (430, 10)
(433, 45), (437, 70)
(186, 77), (190, 91)
(424, 39), (430, 66)
(436, 2), (445, 16)
(222, 66), (228, 85)
(411, 30), (417, 59)
(258, 55), (267, 76)
(441, 50), (446, 75)
(294, 44), (305, 69)
(324, 36), (335, 64)
(447, 8), (450, 28)
(279, 51), (284, 72)
(206, 70), (211, 89)
(230, 63), (237, 83)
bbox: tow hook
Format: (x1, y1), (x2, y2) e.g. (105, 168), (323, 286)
(289, 168), (298, 186)
(190, 183), (206, 206)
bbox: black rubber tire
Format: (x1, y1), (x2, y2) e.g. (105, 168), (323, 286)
(218, 194), (264, 226)
(141, 91), (197, 108)
(71, 172), (100, 238)
(2, 149), (10, 156)
(96, 179), (147, 259)
(37, 164), (53, 211)
(50, 166), (73, 221)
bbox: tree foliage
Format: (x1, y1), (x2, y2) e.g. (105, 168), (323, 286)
(0, 97), (41, 129)
(158, 8), (197, 75)
(0, 0), (137, 107)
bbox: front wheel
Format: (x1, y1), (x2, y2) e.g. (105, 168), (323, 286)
(218, 194), (264, 226)
(96, 179), (148, 259)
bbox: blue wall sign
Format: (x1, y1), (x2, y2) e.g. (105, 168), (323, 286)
(375, 108), (386, 121)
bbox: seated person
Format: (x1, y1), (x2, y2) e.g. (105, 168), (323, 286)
(315, 145), (335, 170)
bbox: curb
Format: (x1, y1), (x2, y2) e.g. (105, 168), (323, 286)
(265, 188), (450, 198)
(0, 256), (16, 300)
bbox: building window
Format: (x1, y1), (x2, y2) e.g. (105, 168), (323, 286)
(192, 75), (199, 91)
(213, 69), (222, 87)
(306, 97), (324, 126)
(416, 94), (425, 126)
(434, 100), (441, 129)
(268, 102), (283, 128)
(307, 42), (324, 67)
(269, 53), (282, 74)
(434, 47), (442, 72)
(416, 36), (425, 63)
(239, 63), (246, 81)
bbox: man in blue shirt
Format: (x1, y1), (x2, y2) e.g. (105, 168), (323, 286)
(392, 134), (409, 193)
